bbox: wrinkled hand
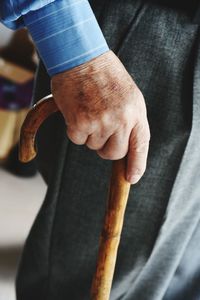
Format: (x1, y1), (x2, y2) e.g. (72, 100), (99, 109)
(51, 50), (150, 184)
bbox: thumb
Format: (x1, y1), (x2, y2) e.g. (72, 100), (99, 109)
(126, 122), (150, 184)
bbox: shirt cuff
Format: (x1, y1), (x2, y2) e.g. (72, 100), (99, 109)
(23, 0), (109, 76)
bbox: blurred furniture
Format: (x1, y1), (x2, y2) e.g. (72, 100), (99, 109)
(0, 27), (38, 176)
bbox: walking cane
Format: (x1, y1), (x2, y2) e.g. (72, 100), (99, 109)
(19, 95), (131, 300)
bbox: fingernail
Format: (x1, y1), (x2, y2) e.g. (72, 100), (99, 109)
(127, 174), (141, 184)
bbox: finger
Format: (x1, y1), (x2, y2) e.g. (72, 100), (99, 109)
(66, 127), (88, 145)
(97, 130), (130, 160)
(86, 129), (114, 150)
(126, 122), (150, 184)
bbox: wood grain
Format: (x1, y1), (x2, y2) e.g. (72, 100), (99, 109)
(91, 158), (130, 299)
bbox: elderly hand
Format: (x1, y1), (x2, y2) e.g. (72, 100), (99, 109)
(51, 50), (150, 184)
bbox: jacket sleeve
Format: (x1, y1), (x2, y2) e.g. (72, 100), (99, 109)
(0, 0), (109, 76)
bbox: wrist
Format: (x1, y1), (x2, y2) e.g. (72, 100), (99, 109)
(52, 50), (114, 81)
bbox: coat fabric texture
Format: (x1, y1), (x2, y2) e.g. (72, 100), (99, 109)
(16, 1), (200, 299)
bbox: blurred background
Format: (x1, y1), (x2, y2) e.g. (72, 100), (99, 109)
(0, 24), (47, 299)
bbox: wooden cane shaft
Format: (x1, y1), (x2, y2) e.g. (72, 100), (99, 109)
(91, 159), (130, 300)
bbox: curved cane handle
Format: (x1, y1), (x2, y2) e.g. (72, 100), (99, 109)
(19, 95), (58, 163)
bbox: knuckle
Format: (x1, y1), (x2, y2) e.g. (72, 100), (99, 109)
(130, 137), (149, 153)
(111, 152), (125, 160)
(87, 142), (101, 150)
(86, 134), (106, 150)
(97, 149), (113, 160)
(86, 143), (96, 150)
(101, 113), (113, 128)
(115, 147), (128, 159)
(121, 109), (132, 126)
(120, 122), (129, 132)
(67, 130), (84, 145)
(120, 110), (128, 122)
(70, 117), (91, 133)
(135, 145), (148, 153)
(67, 130), (75, 141)
(98, 148), (126, 160)
(99, 150), (113, 160)
(97, 150), (107, 160)
(132, 122), (151, 146)
(132, 166), (146, 177)
(135, 139), (150, 153)
(76, 121), (89, 132)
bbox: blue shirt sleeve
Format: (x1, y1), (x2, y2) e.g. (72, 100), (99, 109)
(0, 0), (109, 76)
